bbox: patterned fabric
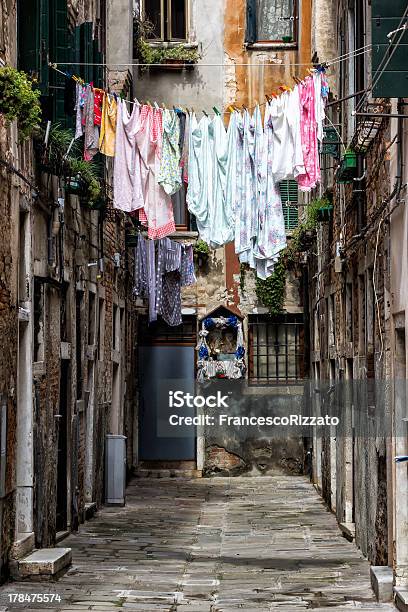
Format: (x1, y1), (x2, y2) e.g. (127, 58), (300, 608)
(235, 110), (257, 264)
(134, 234), (148, 298)
(147, 239), (157, 323)
(93, 89), (104, 126)
(99, 94), (117, 157)
(156, 238), (183, 327)
(135, 106), (176, 240)
(180, 244), (196, 286)
(74, 83), (86, 140)
(252, 103), (287, 279)
(158, 109), (182, 195)
(84, 86), (100, 161)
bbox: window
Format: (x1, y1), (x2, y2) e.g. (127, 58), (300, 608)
(249, 315), (304, 384)
(144, 0), (188, 41)
(279, 180), (299, 231)
(172, 186), (190, 230)
(33, 279), (45, 363)
(246, 0), (298, 44)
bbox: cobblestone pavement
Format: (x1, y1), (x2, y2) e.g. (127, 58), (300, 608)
(0, 476), (396, 611)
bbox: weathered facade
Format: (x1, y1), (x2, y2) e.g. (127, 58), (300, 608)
(0, 0), (138, 581)
(307, 0), (408, 606)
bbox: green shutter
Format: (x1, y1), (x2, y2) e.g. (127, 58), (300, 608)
(49, 0), (73, 124)
(279, 180), (299, 231)
(18, 0), (49, 92)
(371, 0), (408, 97)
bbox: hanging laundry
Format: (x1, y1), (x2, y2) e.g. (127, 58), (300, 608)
(158, 109), (182, 196)
(180, 112), (190, 184)
(134, 232), (148, 298)
(113, 99), (144, 213)
(208, 113), (230, 247)
(180, 244), (196, 286)
(235, 110), (257, 264)
(297, 75), (320, 191)
(135, 105), (176, 240)
(74, 83), (86, 140)
(84, 86), (100, 161)
(147, 238), (157, 323)
(99, 93), (117, 157)
(186, 113), (212, 244)
(314, 71), (327, 142)
(93, 89), (104, 126)
(270, 88), (305, 182)
(225, 111), (239, 242)
(252, 102), (287, 279)
(156, 238), (183, 327)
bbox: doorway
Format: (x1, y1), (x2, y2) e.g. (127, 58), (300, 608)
(138, 317), (196, 462)
(56, 360), (69, 532)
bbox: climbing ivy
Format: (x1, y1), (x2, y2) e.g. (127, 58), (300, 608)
(255, 198), (329, 314)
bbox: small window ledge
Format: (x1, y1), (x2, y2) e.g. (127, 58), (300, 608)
(245, 42), (298, 51)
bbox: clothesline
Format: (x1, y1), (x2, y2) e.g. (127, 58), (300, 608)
(50, 44), (372, 68)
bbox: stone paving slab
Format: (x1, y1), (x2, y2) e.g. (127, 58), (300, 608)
(0, 475), (396, 611)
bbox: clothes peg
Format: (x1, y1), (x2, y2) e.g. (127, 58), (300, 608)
(228, 105), (235, 113)
(202, 110), (208, 117)
(153, 101), (160, 109)
(265, 95), (271, 103)
(213, 106), (221, 116)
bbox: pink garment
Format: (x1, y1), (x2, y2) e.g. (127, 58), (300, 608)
(113, 100), (144, 212)
(297, 76), (320, 191)
(135, 106), (176, 240)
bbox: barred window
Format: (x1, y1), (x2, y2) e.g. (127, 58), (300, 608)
(248, 314), (304, 384)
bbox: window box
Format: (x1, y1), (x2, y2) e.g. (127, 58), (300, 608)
(336, 150), (358, 184)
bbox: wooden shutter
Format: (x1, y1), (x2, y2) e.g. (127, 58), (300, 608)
(18, 0), (49, 92)
(371, 0), (408, 97)
(245, 0), (257, 44)
(279, 179), (299, 231)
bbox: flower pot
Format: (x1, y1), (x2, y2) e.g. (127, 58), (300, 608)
(343, 150), (357, 169)
(161, 58), (185, 71)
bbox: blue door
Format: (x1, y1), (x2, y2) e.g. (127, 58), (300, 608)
(139, 320), (196, 461)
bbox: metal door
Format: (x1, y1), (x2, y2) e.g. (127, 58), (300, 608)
(139, 342), (196, 461)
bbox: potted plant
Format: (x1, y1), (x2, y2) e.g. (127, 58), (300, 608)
(282, 36), (294, 43)
(193, 239), (210, 266)
(337, 148), (358, 183)
(0, 66), (41, 140)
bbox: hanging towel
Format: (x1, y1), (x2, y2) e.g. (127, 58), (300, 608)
(270, 88), (305, 182)
(158, 109), (182, 196)
(181, 244), (196, 286)
(298, 76), (320, 191)
(84, 86), (100, 161)
(99, 93), (117, 157)
(113, 100), (144, 213)
(93, 89), (104, 126)
(156, 238), (182, 327)
(180, 112), (190, 183)
(135, 105), (176, 240)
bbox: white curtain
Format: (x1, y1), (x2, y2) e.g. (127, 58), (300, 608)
(257, 0), (295, 41)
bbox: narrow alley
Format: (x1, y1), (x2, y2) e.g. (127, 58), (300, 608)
(0, 476), (395, 611)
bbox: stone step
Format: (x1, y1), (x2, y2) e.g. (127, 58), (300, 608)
(134, 468), (201, 479)
(370, 565), (393, 602)
(395, 586), (408, 612)
(15, 548), (72, 581)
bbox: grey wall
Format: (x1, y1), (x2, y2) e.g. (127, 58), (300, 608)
(133, 0), (225, 110)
